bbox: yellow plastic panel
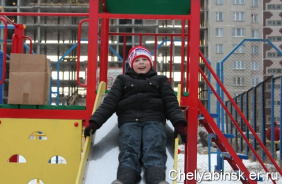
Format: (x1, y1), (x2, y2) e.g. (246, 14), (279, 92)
(0, 118), (82, 184)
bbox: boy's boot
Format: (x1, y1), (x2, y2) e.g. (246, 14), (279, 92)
(145, 167), (168, 184)
(116, 166), (141, 184)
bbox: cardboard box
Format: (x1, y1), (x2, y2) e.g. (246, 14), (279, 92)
(8, 54), (51, 105)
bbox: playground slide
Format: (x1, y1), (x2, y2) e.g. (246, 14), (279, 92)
(83, 113), (176, 184)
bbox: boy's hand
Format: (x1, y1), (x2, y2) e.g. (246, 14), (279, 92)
(84, 122), (98, 137)
(174, 122), (187, 144)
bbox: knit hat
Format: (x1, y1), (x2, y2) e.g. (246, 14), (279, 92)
(127, 46), (153, 68)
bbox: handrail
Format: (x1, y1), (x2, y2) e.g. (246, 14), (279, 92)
(22, 35), (33, 54)
(0, 18), (7, 85)
(199, 51), (282, 180)
(75, 81), (106, 184)
(173, 84), (181, 184)
(77, 19), (89, 88)
(199, 67), (276, 183)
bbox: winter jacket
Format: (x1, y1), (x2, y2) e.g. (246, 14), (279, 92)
(89, 68), (187, 128)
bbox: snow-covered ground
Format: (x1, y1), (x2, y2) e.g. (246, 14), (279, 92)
(176, 145), (282, 184)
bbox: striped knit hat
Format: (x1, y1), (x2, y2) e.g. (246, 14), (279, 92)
(127, 46), (153, 68)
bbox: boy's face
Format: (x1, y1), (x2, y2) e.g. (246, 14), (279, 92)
(132, 57), (151, 74)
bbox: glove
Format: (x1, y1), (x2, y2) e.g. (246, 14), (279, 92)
(174, 122), (187, 144)
(84, 122), (98, 137)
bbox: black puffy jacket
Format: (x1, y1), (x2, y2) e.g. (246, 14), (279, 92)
(89, 68), (187, 128)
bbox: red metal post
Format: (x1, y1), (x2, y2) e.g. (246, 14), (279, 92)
(169, 35), (173, 84)
(85, 0), (99, 124)
(139, 35), (142, 45)
(122, 36), (127, 74)
(180, 20), (185, 96)
(154, 36), (157, 70)
(186, 21), (190, 92)
(100, 16), (109, 85)
(12, 24), (24, 53)
(184, 1), (201, 184)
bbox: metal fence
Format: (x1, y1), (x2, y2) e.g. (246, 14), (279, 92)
(219, 39), (282, 169)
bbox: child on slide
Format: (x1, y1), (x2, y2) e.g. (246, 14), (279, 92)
(84, 45), (187, 184)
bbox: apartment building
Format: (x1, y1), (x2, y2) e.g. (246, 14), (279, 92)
(263, 0), (282, 123)
(208, 0), (264, 113)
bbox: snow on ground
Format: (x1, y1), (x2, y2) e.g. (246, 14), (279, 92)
(175, 145), (282, 184)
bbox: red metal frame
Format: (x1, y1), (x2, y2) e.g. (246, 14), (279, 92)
(0, 1), (201, 183)
(0, 9), (93, 124)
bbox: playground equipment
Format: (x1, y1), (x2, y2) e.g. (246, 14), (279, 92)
(0, 0), (281, 184)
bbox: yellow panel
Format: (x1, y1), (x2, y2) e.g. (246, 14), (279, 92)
(0, 118), (82, 184)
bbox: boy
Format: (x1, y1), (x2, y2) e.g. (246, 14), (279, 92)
(84, 46), (187, 184)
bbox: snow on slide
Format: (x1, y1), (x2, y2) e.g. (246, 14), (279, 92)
(83, 113), (176, 184)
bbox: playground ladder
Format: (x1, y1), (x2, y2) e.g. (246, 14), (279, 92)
(198, 51), (282, 184)
(198, 114), (258, 184)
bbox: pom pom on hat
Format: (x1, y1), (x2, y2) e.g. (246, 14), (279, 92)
(127, 46), (153, 68)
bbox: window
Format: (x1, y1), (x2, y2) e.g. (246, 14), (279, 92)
(233, 77), (245, 86)
(216, 28), (223, 37)
(252, 14), (259, 23)
(233, 12), (245, 21)
(216, 44), (223, 53)
(267, 84), (281, 90)
(252, 30), (259, 38)
(268, 68), (282, 74)
(216, 0), (223, 5)
(216, 12), (223, 21)
(267, 4), (282, 10)
(232, 28), (245, 37)
(267, 117), (280, 122)
(267, 20), (282, 26)
(267, 52), (280, 58)
(252, 46), (259, 54)
(267, 100), (281, 106)
(252, 0), (259, 7)
(251, 78), (260, 86)
(268, 36), (282, 42)
(233, 60), (245, 69)
(251, 62), (259, 70)
(233, 44), (245, 53)
(233, 0), (245, 5)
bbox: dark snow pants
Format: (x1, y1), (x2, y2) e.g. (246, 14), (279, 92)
(117, 121), (167, 184)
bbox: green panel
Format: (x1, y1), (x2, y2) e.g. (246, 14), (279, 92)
(38, 105), (57, 109)
(20, 105), (37, 109)
(101, 0), (191, 15)
(173, 91), (189, 97)
(183, 92), (189, 97)
(67, 106), (86, 110)
(57, 105), (67, 110)
(1, 104), (19, 109)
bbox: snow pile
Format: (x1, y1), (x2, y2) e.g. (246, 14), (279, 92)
(175, 145), (282, 184)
